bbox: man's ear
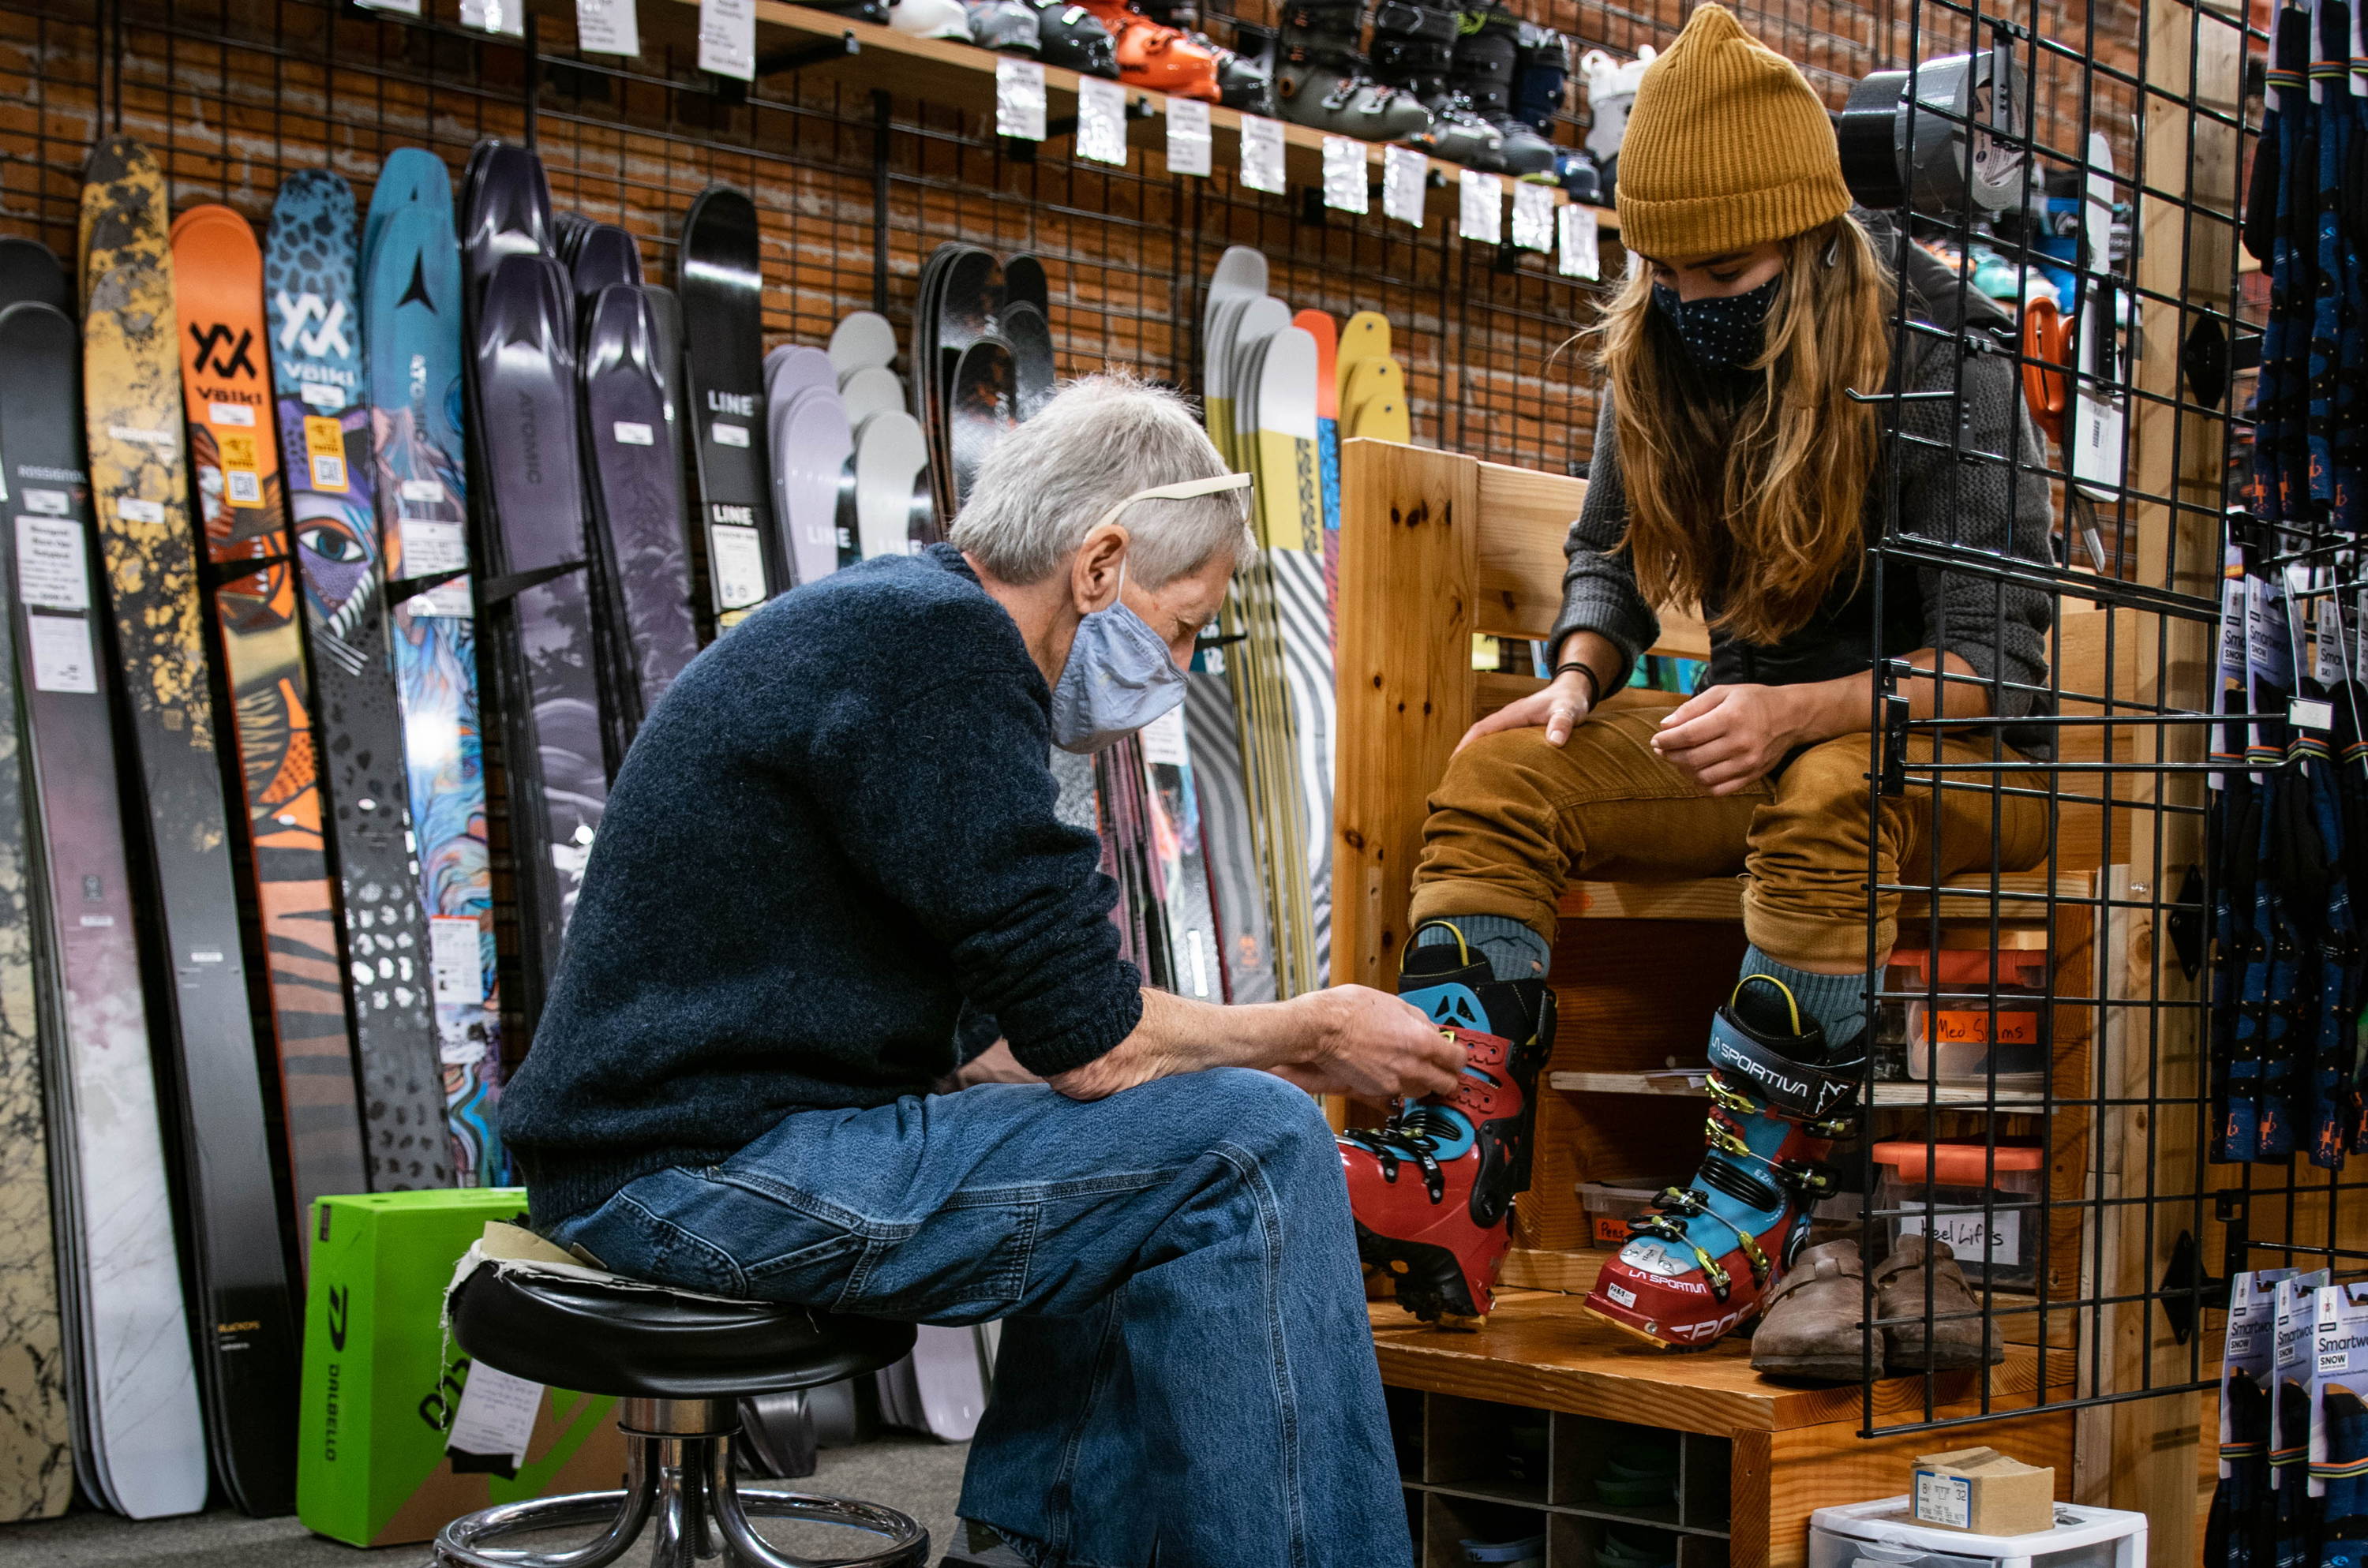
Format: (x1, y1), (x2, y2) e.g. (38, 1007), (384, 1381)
(1070, 522), (1129, 614)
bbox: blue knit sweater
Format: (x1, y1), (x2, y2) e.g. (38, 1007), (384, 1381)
(502, 544), (1143, 1226)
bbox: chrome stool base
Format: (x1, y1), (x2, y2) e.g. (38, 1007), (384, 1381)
(432, 1398), (927, 1568)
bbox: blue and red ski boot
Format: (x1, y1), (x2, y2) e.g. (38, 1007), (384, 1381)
(1341, 920), (1556, 1326)
(1583, 975), (1860, 1349)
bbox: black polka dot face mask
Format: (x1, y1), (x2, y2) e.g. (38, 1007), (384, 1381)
(1651, 275), (1780, 372)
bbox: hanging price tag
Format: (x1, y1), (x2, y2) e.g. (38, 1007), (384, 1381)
(1239, 114), (1286, 194)
(1557, 203), (1600, 279)
(356, 0), (423, 15)
(1382, 144), (1426, 227)
(1511, 180), (1554, 252)
(1458, 170), (1503, 244)
(699, 0), (755, 78)
(1166, 97), (1212, 177)
(1077, 77), (1129, 166)
(1321, 137), (1369, 214)
(576, 0), (641, 55)
(997, 58), (1048, 141)
(459, 0), (522, 34)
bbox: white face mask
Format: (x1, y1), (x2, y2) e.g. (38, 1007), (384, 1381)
(1047, 472), (1253, 756)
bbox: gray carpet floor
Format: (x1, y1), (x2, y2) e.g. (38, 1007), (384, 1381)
(0, 1436), (970, 1566)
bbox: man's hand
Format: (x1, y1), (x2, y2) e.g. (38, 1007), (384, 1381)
(1650, 683), (1823, 795)
(1046, 984), (1464, 1102)
(1456, 667), (1595, 752)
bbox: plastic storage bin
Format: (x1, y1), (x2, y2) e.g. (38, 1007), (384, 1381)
(1869, 1142), (2045, 1289)
(1808, 1497), (2143, 1568)
(1892, 947), (2050, 1091)
(1579, 1178), (1673, 1249)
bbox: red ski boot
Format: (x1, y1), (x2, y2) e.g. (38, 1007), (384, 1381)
(1342, 922), (1556, 1326)
(1583, 975), (1860, 1349)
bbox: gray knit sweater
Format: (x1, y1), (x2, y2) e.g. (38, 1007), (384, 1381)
(1549, 245), (2055, 758)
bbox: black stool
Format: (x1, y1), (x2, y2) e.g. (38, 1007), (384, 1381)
(434, 1259), (930, 1568)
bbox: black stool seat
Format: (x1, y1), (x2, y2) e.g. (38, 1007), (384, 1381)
(448, 1262), (916, 1400)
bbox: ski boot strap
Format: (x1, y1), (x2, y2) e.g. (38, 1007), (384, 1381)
(1372, 0), (1459, 39)
(1705, 1009), (1860, 1122)
(1626, 1207), (1737, 1299)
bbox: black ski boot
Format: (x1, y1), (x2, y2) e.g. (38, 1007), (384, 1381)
(1369, 0), (1507, 167)
(1275, 0), (1432, 142)
(1452, 7), (1556, 178)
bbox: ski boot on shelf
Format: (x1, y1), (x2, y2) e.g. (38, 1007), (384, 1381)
(1138, 0), (1277, 112)
(892, 0), (975, 39)
(1069, 0), (1226, 99)
(1582, 974), (1861, 1349)
(1514, 22), (1598, 193)
(965, 0), (1043, 51)
(1341, 921), (1556, 1327)
(1451, 7), (1557, 178)
(1027, 0), (1122, 76)
(1369, 1), (1508, 168)
(1275, 0), (1433, 142)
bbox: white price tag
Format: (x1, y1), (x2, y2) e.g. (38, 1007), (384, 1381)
(710, 522), (767, 610)
(400, 478), (446, 504)
(1381, 144), (1427, 227)
(208, 399), (256, 428)
(712, 421), (750, 449)
(1077, 77), (1128, 167)
(1166, 97), (1212, 177)
(1321, 137), (1369, 214)
(1238, 114), (1286, 195)
(1914, 1473), (1973, 1530)
(997, 58), (1048, 141)
(697, 0), (755, 79)
(356, 0), (423, 13)
(116, 496), (165, 526)
(16, 516), (88, 610)
(25, 614), (96, 694)
(430, 915), (485, 1007)
(21, 489), (66, 516)
(575, 0), (640, 55)
(1558, 203), (1601, 280)
(1459, 170), (1503, 244)
(447, 1363), (543, 1468)
(459, 0), (523, 35)
(300, 380), (345, 410)
(1511, 180), (1554, 252)
(400, 518), (469, 578)
(2291, 696), (2336, 732)
(613, 420), (655, 447)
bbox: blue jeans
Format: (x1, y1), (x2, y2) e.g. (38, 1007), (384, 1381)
(542, 1068), (1413, 1568)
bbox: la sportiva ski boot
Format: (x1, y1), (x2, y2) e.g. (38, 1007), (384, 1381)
(1583, 974), (1861, 1349)
(1451, 7), (1556, 178)
(1027, 0), (1121, 76)
(965, 0), (1043, 51)
(1369, 1), (1507, 167)
(1342, 921), (1556, 1326)
(1138, 0), (1277, 111)
(1275, 0), (1433, 142)
(1070, 0), (1225, 99)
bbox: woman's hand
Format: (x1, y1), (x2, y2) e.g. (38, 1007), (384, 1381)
(1651, 683), (1829, 795)
(1457, 667), (1596, 751)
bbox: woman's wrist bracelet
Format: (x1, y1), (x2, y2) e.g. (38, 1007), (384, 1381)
(1551, 661), (1601, 707)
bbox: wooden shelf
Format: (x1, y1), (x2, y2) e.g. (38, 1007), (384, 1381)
(1558, 872), (2093, 924)
(1548, 1072), (2051, 1109)
(724, 0), (1623, 228)
(1370, 1290), (2066, 1436)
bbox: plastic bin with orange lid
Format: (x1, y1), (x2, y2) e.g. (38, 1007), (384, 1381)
(1869, 1141), (2045, 1289)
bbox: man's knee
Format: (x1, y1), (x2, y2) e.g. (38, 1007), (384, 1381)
(1174, 1068), (1336, 1166)
(1767, 736), (1878, 825)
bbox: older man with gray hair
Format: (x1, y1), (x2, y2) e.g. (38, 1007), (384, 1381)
(502, 374), (1451, 1567)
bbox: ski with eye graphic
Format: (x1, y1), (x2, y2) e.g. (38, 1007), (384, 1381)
(264, 168), (451, 1196)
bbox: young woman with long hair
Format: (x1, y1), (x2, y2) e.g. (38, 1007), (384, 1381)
(1340, 4), (2053, 1357)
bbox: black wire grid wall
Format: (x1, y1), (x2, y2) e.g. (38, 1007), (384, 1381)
(9, 0), (2302, 1435)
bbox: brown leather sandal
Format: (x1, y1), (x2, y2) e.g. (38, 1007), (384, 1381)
(1875, 1233), (2003, 1371)
(1748, 1239), (1875, 1382)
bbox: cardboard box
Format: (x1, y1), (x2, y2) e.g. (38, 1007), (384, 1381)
(296, 1189), (628, 1547)
(1909, 1446), (2055, 1536)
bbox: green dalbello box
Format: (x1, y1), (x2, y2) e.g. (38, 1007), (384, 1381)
(298, 1188), (627, 1547)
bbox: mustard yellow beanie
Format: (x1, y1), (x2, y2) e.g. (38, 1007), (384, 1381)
(1613, 4), (1854, 260)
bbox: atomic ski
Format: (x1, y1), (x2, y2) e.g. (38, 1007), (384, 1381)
(81, 133), (297, 1517)
(172, 202), (373, 1229)
(2, 290), (203, 1521)
(676, 185), (776, 623)
(265, 169), (450, 1194)
(362, 152), (506, 1185)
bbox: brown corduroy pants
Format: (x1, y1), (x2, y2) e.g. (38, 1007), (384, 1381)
(1405, 689), (2048, 967)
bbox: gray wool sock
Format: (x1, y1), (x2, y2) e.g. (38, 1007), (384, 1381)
(1414, 915), (1551, 982)
(1737, 944), (1868, 1050)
